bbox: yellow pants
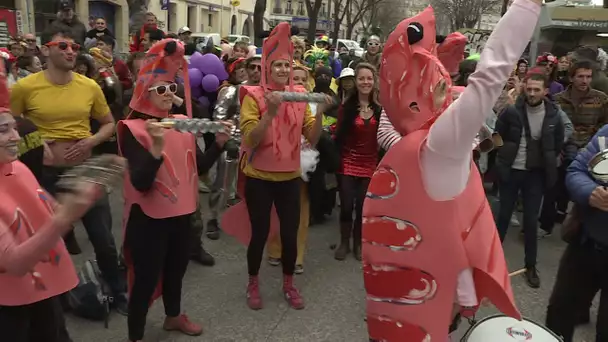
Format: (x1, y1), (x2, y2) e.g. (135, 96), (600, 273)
(267, 182), (310, 265)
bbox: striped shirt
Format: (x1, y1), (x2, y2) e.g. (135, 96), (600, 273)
(377, 110), (402, 151)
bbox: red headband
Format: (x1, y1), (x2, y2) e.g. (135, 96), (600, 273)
(227, 57), (246, 74)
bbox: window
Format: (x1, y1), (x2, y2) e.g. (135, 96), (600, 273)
(321, 3), (326, 16)
(208, 13), (213, 27)
(297, 1), (304, 15)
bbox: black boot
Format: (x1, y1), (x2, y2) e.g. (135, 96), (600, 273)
(191, 246), (216, 266)
(206, 219), (220, 240)
(63, 229), (82, 255)
(334, 222), (351, 261)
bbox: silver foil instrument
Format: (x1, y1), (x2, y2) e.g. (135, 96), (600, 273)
(152, 118), (227, 134)
(276, 92), (337, 104)
(57, 154), (126, 191)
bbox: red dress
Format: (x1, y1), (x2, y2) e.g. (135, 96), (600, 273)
(338, 114), (379, 178)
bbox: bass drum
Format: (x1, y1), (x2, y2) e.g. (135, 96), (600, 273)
(461, 314), (562, 342)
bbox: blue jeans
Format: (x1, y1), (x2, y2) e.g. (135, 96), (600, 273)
(496, 169), (544, 268)
(41, 165), (126, 295)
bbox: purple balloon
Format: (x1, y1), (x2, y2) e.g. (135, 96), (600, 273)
(191, 86), (203, 99)
(188, 68), (203, 87)
(189, 52), (205, 72)
(188, 62), (196, 69)
(199, 53), (229, 80)
(197, 96), (210, 109)
(201, 74), (220, 92)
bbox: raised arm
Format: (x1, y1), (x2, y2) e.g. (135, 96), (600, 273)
(422, 0), (542, 200)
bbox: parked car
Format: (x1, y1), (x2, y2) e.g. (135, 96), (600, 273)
(226, 34), (251, 46)
(191, 33), (221, 50)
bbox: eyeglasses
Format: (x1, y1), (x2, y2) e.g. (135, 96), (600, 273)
(45, 41), (80, 51)
(148, 83), (178, 95)
(248, 65), (261, 71)
(26, 39), (36, 43)
(367, 42), (379, 46)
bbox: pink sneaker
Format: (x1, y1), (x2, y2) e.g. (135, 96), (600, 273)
(163, 314), (203, 336)
(283, 275), (305, 309)
(247, 276), (263, 310)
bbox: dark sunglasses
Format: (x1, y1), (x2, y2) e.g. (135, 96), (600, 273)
(45, 41), (80, 51)
(367, 42), (379, 46)
(148, 83), (178, 95)
(26, 39), (36, 43)
(248, 64), (261, 71)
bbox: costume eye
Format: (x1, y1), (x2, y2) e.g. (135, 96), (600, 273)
(407, 23), (424, 44)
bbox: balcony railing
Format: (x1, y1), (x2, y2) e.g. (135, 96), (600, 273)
(285, 8), (294, 14)
(272, 7), (282, 14)
(297, 9), (305, 15)
(319, 11), (327, 17)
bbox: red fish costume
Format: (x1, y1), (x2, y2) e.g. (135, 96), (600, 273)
(0, 56), (78, 306)
(221, 22), (307, 245)
(117, 38), (195, 303)
(362, 2), (541, 341)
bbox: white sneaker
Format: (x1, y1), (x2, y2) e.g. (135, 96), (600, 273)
(510, 214), (520, 227)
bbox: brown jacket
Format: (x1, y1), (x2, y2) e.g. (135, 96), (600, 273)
(554, 86), (608, 148)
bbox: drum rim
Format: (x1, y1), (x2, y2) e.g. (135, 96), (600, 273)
(461, 314), (562, 340)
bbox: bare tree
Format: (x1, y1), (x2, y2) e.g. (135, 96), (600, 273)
(330, 0), (384, 42)
(371, 0), (406, 39)
(430, 0), (501, 31)
(254, 0), (268, 46)
(330, 0), (347, 43)
(305, 0), (324, 42)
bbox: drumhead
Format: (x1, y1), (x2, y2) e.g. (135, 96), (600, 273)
(462, 314), (562, 342)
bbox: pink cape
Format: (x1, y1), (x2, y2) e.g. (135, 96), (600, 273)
(220, 170), (280, 245)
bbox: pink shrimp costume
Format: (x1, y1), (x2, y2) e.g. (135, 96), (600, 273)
(437, 32), (467, 76)
(0, 57), (78, 306)
(221, 23), (307, 245)
(116, 39), (195, 304)
(362, 3), (541, 341)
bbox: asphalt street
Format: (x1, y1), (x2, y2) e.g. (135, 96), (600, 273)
(65, 192), (599, 342)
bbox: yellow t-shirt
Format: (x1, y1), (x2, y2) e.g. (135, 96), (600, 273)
(10, 72), (111, 141)
(240, 95), (316, 182)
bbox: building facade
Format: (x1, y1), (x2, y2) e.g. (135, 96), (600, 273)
(269, 0), (332, 37)
(530, 0), (608, 61)
(2, 0), (255, 52)
(151, 0), (255, 39)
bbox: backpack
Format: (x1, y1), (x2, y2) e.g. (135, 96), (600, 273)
(66, 260), (113, 328)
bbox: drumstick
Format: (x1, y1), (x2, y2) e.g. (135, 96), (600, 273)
(509, 268), (526, 277)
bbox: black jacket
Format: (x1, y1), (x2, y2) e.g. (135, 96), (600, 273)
(495, 96), (565, 187)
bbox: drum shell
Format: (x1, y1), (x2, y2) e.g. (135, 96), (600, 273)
(462, 314), (562, 342)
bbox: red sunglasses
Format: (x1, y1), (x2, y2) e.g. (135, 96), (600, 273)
(45, 41), (80, 51)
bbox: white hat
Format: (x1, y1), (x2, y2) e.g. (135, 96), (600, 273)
(178, 26), (191, 34)
(339, 68), (355, 79)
